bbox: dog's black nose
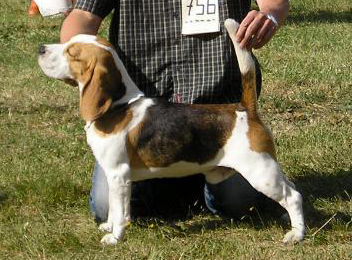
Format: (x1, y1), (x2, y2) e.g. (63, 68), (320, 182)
(38, 44), (46, 55)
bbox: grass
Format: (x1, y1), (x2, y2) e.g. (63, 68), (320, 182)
(0, 0), (351, 259)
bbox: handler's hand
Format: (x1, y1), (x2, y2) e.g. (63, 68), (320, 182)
(235, 10), (278, 49)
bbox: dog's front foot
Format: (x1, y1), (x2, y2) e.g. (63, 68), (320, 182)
(99, 222), (113, 233)
(282, 229), (304, 244)
(100, 225), (126, 245)
(101, 233), (119, 245)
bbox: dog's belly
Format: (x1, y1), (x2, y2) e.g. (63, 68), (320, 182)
(131, 161), (216, 181)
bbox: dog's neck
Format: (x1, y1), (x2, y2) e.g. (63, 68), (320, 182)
(103, 45), (145, 106)
(114, 79), (144, 106)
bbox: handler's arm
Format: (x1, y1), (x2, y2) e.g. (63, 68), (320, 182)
(236, 0), (289, 49)
(256, 0), (289, 27)
(60, 9), (102, 43)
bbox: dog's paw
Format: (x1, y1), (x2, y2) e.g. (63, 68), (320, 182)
(113, 225), (126, 240)
(100, 233), (119, 245)
(99, 222), (112, 233)
(282, 230), (304, 244)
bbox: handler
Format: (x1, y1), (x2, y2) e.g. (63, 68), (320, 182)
(60, 0), (289, 222)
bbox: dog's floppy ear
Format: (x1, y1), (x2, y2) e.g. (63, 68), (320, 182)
(79, 48), (125, 121)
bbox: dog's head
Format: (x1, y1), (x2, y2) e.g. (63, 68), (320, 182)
(38, 35), (126, 121)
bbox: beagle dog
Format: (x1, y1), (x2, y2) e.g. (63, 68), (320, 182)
(38, 19), (305, 245)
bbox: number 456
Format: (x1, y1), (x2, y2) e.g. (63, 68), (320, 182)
(187, 0), (217, 15)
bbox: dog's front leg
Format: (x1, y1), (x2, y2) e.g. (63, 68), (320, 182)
(100, 164), (131, 245)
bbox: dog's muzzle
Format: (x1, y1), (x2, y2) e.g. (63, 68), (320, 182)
(38, 44), (46, 55)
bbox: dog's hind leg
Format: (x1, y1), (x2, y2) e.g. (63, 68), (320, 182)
(233, 155), (305, 243)
(224, 18), (304, 242)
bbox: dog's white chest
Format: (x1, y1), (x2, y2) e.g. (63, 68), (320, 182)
(86, 125), (127, 169)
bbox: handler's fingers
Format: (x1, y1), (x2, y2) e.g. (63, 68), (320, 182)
(252, 25), (277, 49)
(236, 11), (267, 49)
(249, 19), (273, 49)
(254, 19), (272, 44)
(235, 11), (256, 44)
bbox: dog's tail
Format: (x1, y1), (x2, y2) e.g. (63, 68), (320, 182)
(224, 19), (257, 113)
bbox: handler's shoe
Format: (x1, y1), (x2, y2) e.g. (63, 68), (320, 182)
(28, 0), (40, 16)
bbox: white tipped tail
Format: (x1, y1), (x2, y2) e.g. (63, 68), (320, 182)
(224, 19), (257, 112)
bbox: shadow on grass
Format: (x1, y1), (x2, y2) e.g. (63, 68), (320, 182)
(297, 169), (352, 201)
(0, 191), (8, 206)
(135, 168), (352, 236)
(129, 174), (287, 225)
(295, 168), (352, 228)
(287, 10), (352, 24)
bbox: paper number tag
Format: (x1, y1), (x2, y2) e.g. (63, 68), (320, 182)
(181, 0), (220, 35)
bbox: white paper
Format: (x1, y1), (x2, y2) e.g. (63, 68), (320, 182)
(181, 0), (220, 35)
(34, 0), (72, 17)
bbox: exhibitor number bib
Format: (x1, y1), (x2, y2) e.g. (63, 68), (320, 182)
(181, 0), (220, 35)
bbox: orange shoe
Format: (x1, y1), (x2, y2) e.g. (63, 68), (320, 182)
(28, 0), (40, 16)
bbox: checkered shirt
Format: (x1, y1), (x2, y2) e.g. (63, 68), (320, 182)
(75, 0), (252, 104)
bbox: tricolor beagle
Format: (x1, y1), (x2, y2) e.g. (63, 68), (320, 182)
(38, 19), (305, 245)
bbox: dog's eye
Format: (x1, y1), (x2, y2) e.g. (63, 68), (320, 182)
(66, 45), (81, 58)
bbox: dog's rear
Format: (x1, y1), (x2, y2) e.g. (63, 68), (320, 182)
(224, 19), (305, 243)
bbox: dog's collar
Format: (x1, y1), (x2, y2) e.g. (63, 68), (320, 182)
(111, 93), (145, 109)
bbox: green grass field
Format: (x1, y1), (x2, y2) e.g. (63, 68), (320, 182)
(0, 0), (351, 259)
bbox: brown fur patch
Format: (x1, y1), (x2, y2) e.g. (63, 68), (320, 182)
(126, 125), (148, 169)
(93, 106), (133, 137)
(240, 70), (257, 114)
(247, 113), (277, 160)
